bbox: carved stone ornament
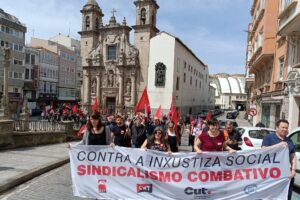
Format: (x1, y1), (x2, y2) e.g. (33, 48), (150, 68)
(155, 62), (166, 87)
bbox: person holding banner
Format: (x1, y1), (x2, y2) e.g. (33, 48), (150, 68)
(262, 119), (296, 200)
(194, 118), (236, 153)
(141, 127), (171, 153)
(224, 121), (242, 150)
(77, 111), (112, 145)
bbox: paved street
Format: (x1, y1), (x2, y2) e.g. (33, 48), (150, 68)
(1, 114), (299, 199)
(0, 164), (86, 200)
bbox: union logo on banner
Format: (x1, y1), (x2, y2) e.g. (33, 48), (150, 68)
(98, 179), (107, 193)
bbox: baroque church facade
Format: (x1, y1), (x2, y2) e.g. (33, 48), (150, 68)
(79, 0), (159, 114)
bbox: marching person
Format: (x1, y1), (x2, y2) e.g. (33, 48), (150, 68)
(111, 114), (131, 147)
(131, 115), (147, 148)
(224, 121), (242, 150)
(262, 119), (296, 200)
(141, 127), (171, 153)
(77, 110), (111, 145)
(165, 121), (178, 152)
(194, 118), (236, 153)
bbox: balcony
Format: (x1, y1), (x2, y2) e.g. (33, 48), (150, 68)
(252, 8), (265, 34)
(278, 1), (300, 35)
(278, 0), (297, 19)
(249, 46), (274, 74)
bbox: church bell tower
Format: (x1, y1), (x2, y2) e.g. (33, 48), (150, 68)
(132, 0), (159, 100)
(79, 0), (104, 110)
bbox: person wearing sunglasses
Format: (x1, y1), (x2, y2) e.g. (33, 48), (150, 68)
(165, 121), (178, 152)
(141, 127), (171, 153)
(194, 118), (235, 153)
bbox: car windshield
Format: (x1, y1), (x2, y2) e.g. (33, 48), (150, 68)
(249, 129), (275, 139)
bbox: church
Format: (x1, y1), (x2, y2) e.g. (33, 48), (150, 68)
(80, 0), (213, 115)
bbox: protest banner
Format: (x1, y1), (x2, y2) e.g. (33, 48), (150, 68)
(69, 145), (290, 200)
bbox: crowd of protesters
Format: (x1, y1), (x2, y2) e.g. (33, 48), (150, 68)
(76, 110), (246, 154)
(41, 103), (87, 126)
(73, 110), (296, 200)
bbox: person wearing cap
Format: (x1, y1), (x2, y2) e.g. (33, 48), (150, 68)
(130, 115), (146, 148)
(194, 118), (236, 153)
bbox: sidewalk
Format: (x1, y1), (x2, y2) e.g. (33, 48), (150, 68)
(0, 141), (192, 195)
(0, 143), (69, 194)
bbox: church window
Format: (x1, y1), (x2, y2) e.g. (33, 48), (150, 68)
(141, 8), (146, 25)
(107, 45), (117, 60)
(155, 62), (166, 87)
(190, 76), (192, 85)
(85, 16), (90, 30)
(95, 18), (99, 30)
(176, 77), (180, 90)
(184, 73), (186, 83)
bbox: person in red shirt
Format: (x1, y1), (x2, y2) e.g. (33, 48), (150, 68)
(194, 118), (235, 153)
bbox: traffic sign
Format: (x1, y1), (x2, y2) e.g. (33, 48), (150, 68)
(248, 108), (257, 116)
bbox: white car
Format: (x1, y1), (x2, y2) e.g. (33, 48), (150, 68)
(287, 127), (300, 187)
(237, 127), (276, 150)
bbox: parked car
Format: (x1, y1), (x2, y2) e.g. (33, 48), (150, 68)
(288, 128), (300, 187)
(219, 120), (239, 132)
(226, 110), (239, 119)
(237, 127), (276, 150)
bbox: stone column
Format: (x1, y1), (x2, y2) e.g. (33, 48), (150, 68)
(1, 48), (10, 119)
(118, 71), (124, 105)
(20, 96), (29, 131)
(131, 73), (136, 106)
(96, 72), (101, 111)
(84, 70), (90, 111)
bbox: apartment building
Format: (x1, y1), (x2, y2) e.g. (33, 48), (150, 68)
(278, 0), (300, 129)
(246, 0), (286, 128)
(0, 8), (26, 111)
(24, 47), (39, 111)
(30, 37), (78, 103)
(49, 34), (82, 100)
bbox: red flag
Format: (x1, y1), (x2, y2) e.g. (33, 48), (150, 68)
(92, 97), (98, 111)
(77, 124), (87, 138)
(72, 105), (78, 113)
(171, 106), (178, 128)
(169, 95), (174, 115)
(135, 88), (150, 114)
(155, 105), (162, 119)
(206, 111), (212, 122)
(190, 115), (194, 124)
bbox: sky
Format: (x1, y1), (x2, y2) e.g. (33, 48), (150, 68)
(1, 0), (252, 74)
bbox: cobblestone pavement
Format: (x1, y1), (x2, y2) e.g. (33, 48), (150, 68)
(0, 164), (88, 200)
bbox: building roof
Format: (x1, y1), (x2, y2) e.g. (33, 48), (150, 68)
(210, 74), (246, 95)
(157, 31), (207, 67)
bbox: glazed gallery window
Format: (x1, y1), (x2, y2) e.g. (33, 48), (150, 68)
(155, 62), (166, 87)
(278, 57), (284, 81)
(107, 45), (117, 60)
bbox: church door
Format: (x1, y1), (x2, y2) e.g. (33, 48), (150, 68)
(106, 97), (116, 114)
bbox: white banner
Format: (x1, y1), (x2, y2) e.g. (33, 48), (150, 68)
(69, 145), (291, 200)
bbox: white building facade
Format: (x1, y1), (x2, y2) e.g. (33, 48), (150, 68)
(147, 32), (212, 115)
(210, 74), (247, 110)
